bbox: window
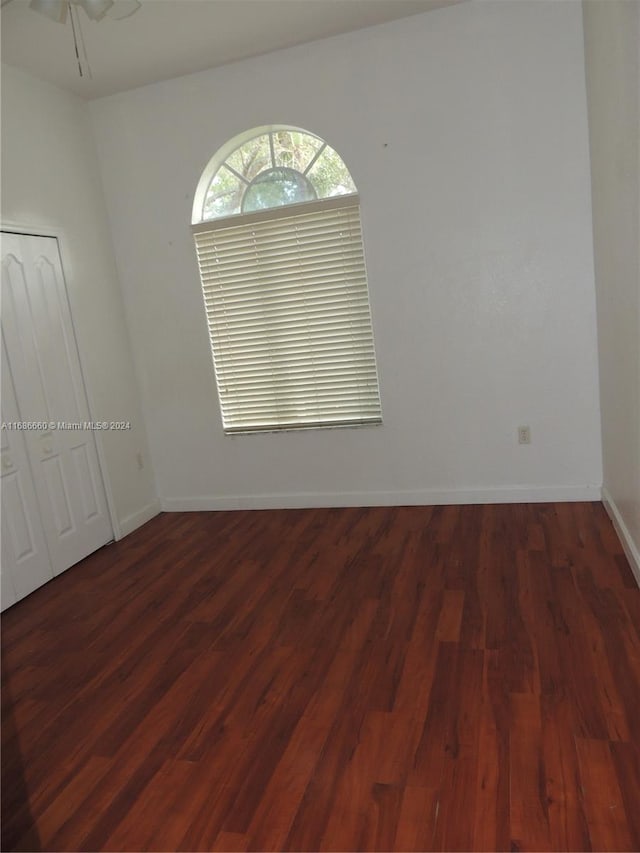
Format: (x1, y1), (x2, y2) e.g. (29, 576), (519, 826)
(192, 126), (382, 434)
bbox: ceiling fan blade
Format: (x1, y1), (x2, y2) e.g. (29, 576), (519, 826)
(29, 0), (68, 24)
(77, 0), (114, 21)
(105, 0), (140, 20)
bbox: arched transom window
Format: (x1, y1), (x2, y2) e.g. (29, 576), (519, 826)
(192, 126), (382, 434)
(196, 127), (357, 222)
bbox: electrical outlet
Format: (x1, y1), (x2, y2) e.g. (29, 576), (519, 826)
(518, 426), (531, 445)
(136, 452), (144, 470)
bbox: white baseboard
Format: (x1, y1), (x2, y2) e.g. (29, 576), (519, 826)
(160, 484), (601, 513)
(602, 487), (640, 588)
(117, 499), (162, 539)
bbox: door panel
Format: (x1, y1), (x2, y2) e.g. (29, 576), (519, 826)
(41, 454), (75, 536)
(1, 333), (53, 607)
(1, 232), (112, 581)
(1, 565), (17, 610)
(71, 444), (100, 521)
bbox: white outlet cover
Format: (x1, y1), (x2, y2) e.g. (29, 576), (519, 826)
(518, 426), (531, 444)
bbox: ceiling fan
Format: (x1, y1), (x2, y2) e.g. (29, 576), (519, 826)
(1, 0), (141, 23)
(1, 0), (142, 78)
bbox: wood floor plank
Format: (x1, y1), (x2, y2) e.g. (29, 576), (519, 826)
(25, 756), (112, 851)
(2, 503), (639, 852)
(434, 648), (484, 852)
(609, 740), (640, 847)
(100, 759), (196, 852)
(393, 785), (437, 852)
(575, 738), (635, 852)
(509, 692), (551, 851)
(472, 682), (502, 852)
(213, 831), (248, 851)
(541, 693), (592, 852)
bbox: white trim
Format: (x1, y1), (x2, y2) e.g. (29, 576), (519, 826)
(1, 220), (121, 540)
(192, 191), (359, 233)
(602, 487), (640, 588)
(118, 499), (161, 539)
(161, 484), (601, 513)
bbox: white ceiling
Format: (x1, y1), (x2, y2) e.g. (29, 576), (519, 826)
(1, 0), (464, 100)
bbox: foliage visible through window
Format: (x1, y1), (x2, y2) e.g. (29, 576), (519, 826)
(203, 129), (357, 220)
(192, 126), (381, 433)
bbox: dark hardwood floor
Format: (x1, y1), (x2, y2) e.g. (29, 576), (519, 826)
(2, 502), (639, 852)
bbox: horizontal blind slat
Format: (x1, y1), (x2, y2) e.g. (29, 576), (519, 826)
(213, 358), (380, 375)
(209, 332), (376, 351)
(204, 293), (371, 317)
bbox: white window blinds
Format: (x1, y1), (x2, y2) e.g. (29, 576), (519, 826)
(193, 195), (382, 433)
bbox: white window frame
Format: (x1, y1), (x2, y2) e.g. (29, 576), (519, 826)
(192, 128), (382, 435)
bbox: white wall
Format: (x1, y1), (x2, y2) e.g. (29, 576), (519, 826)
(90, 0), (603, 510)
(1, 65), (159, 535)
(583, 0), (640, 576)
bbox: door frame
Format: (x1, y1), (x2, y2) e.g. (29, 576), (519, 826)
(2, 220), (120, 540)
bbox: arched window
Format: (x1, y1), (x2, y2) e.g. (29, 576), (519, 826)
(192, 126), (382, 433)
(194, 127), (357, 222)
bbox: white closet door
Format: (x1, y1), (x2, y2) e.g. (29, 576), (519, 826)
(1, 233), (113, 578)
(1, 332), (53, 607)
